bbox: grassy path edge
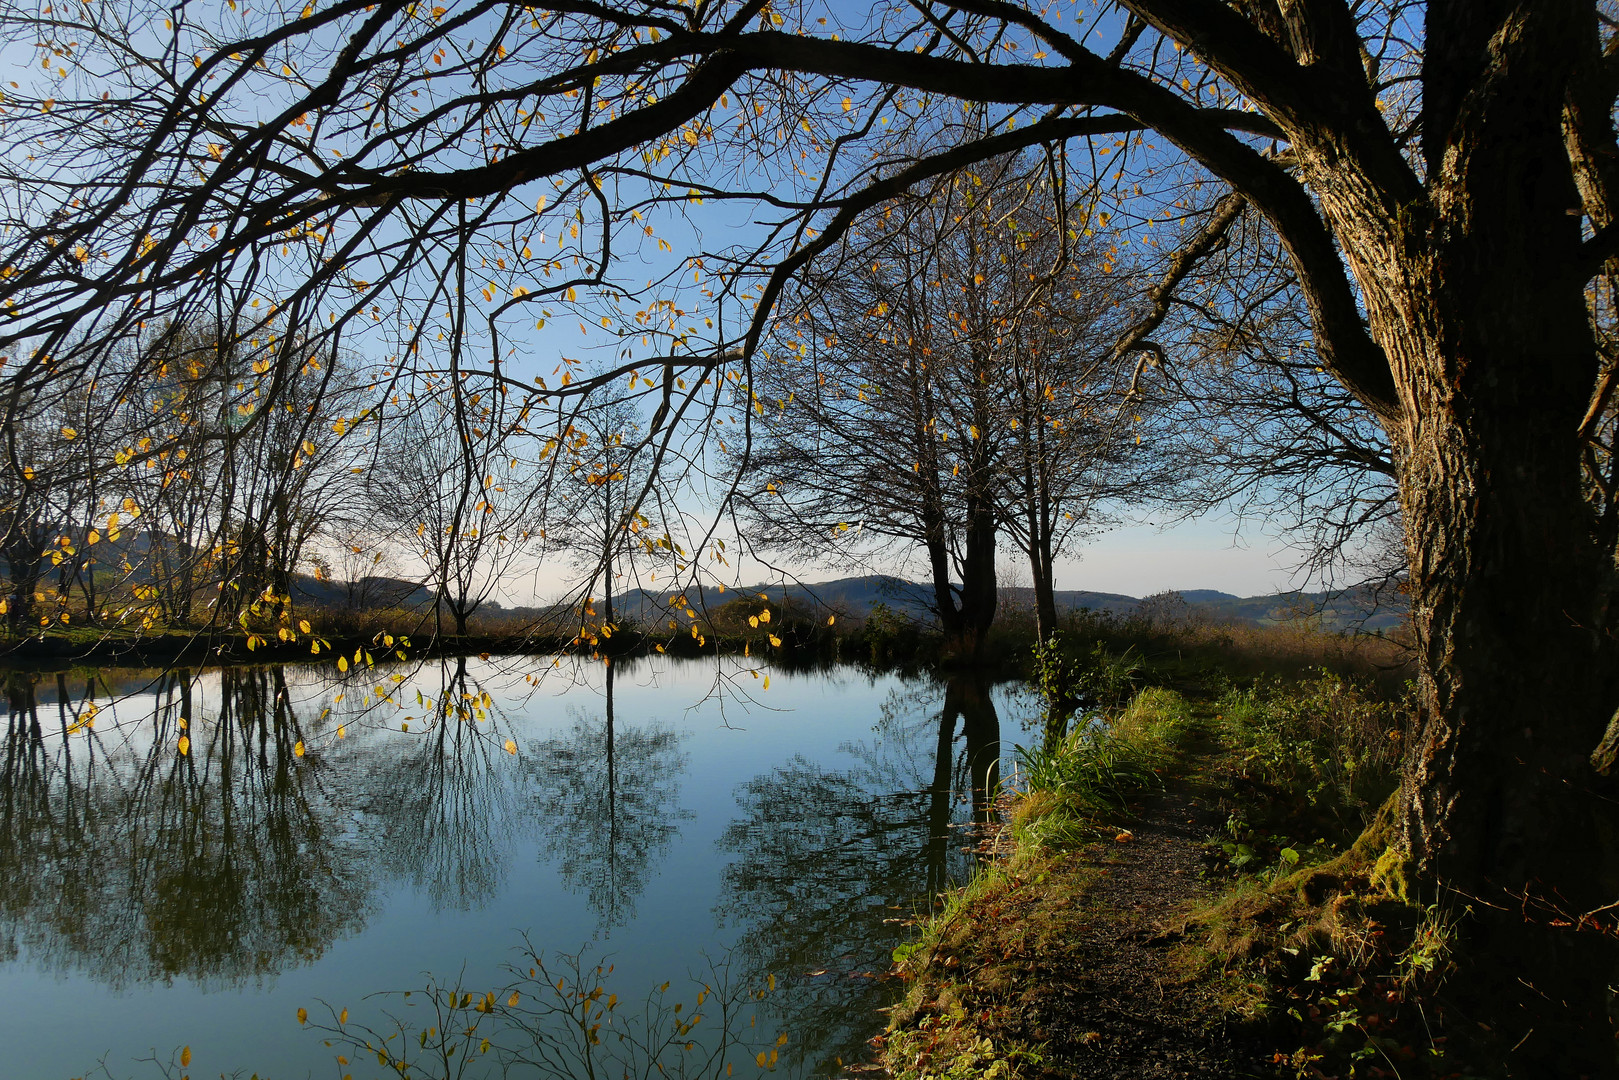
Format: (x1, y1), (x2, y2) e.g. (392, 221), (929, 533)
(874, 675), (1494, 1080)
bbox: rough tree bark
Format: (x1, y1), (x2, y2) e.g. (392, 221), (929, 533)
(1235, 2), (1619, 1070)
(1068, 1), (1619, 1068)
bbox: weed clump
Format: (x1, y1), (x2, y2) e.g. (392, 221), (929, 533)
(1206, 672), (1405, 884)
(1013, 681), (1199, 848)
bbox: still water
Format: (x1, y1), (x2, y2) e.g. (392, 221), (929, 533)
(0, 655), (1028, 1079)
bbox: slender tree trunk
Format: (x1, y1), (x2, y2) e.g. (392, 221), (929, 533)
(603, 478), (615, 629)
(950, 494), (997, 661)
(1015, 418), (1061, 642)
(1029, 536), (1058, 644)
(77, 474), (99, 620)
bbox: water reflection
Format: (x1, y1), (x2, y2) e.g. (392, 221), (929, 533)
(0, 668), (368, 990)
(527, 662), (691, 934)
(715, 672), (1001, 1071)
(0, 658), (701, 992)
(0, 657), (1021, 1080)
(361, 656), (531, 911)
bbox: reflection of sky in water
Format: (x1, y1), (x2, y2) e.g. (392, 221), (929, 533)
(0, 658), (1034, 1079)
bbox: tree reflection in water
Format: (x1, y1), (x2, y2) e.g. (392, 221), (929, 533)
(527, 661), (691, 934)
(0, 667), (368, 989)
(714, 672), (1003, 1073)
(358, 656), (532, 911)
(0, 658), (1008, 1079)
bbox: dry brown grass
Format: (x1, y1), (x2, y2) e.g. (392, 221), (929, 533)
(1062, 604), (1415, 693)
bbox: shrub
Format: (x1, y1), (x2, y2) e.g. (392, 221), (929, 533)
(1218, 672), (1404, 842)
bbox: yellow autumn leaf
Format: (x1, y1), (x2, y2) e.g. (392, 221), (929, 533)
(338, 656), (349, 672)
(294, 740), (305, 757)
(297, 1007), (308, 1025)
(504, 739), (517, 755)
(508, 991), (520, 1007)
(339, 1007), (348, 1024)
(180, 1047), (191, 1067)
(683, 128), (699, 145)
(177, 735), (190, 756)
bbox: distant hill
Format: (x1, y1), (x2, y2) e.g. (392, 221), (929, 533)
(48, 524), (435, 613)
(610, 574), (1406, 633)
(290, 572), (434, 611)
(1192, 587), (1407, 632)
(610, 574), (936, 626)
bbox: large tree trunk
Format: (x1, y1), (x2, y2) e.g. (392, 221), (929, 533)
(922, 476), (998, 663)
(4, 554), (43, 633)
(943, 358), (1001, 663)
(1391, 290), (1619, 1075)
(1304, 11), (1619, 1065)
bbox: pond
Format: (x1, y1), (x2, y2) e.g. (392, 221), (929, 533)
(0, 655), (1031, 1080)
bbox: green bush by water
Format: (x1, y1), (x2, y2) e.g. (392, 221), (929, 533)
(1014, 684), (1199, 846)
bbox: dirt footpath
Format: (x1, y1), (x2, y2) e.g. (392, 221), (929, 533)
(880, 782), (1272, 1079)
